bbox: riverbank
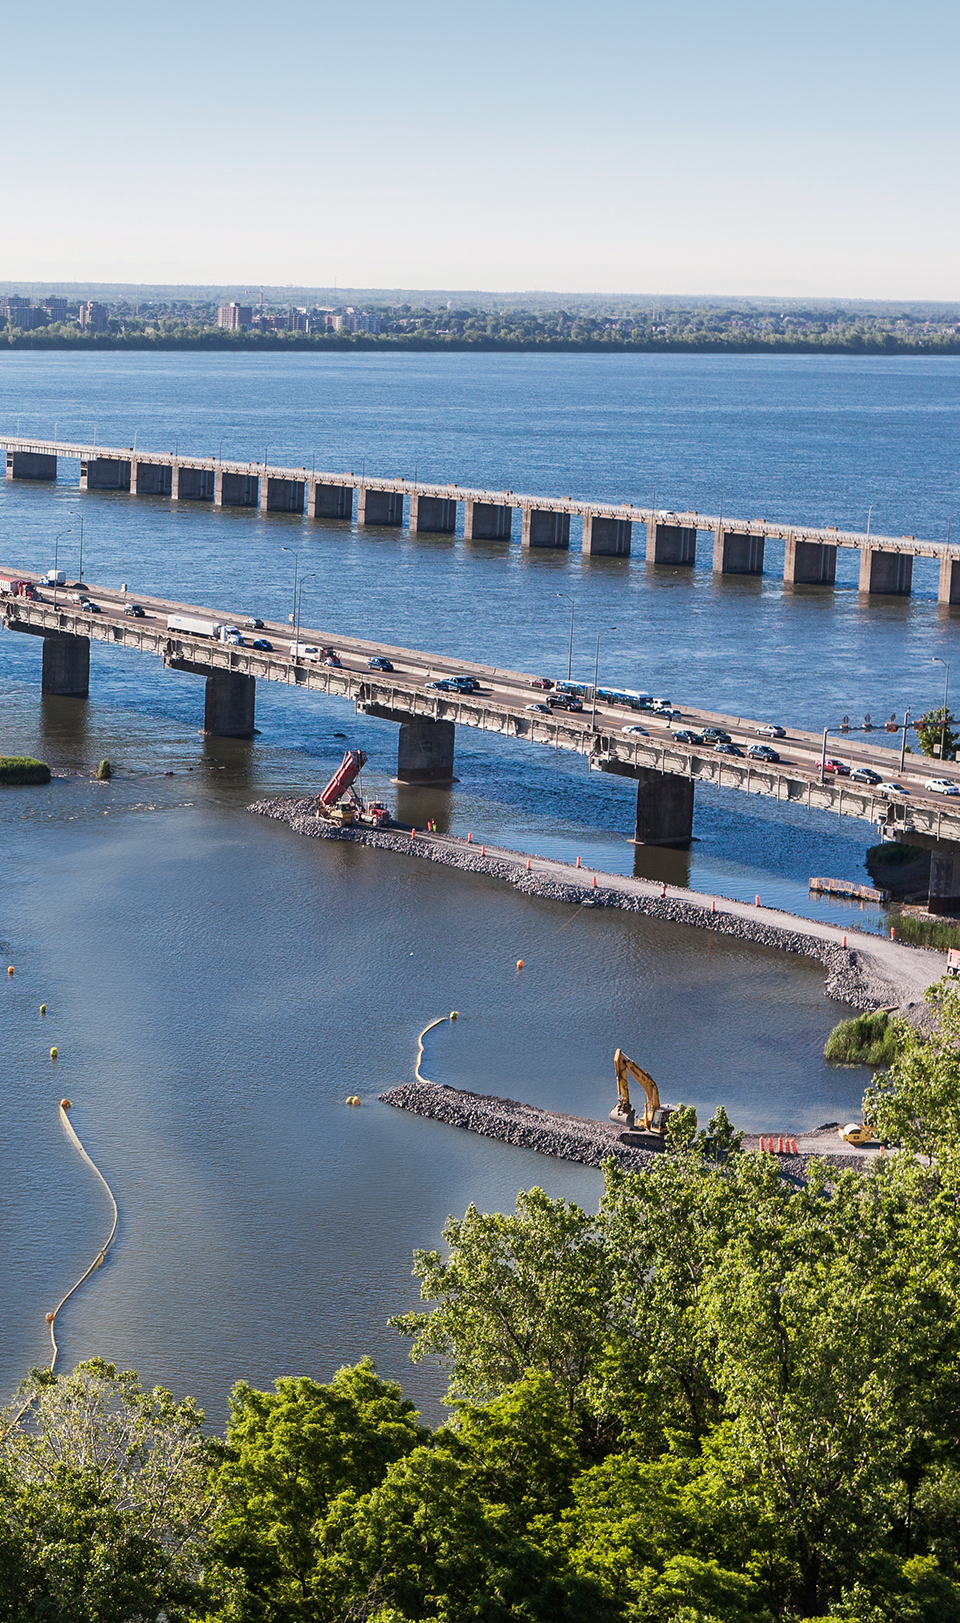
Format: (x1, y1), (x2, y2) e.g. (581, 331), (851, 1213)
(250, 797), (945, 1014)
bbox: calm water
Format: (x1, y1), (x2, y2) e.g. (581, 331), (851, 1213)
(1, 352), (957, 1421)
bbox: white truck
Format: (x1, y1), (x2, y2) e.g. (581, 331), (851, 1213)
(167, 614), (226, 639)
(290, 642), (321, 660)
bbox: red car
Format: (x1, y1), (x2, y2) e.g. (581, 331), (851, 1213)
(530, 677), (554, 690)
(823, 758), (850, 776)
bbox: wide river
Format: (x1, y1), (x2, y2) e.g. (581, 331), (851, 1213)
(1, 350), (958, 1422)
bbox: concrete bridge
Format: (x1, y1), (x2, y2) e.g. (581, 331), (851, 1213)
(6, 566), (960, 910)
(4, 434), (959, 600)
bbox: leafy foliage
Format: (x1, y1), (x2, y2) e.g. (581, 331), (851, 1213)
(824, 1011), (898, 1067)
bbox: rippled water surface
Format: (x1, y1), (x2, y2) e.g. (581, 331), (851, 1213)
(1, 351), (956, 1420)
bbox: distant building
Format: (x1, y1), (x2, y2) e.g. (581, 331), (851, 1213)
(79, 301), (108, 333)
(287, 308), (308, 332)
(40, 297), (68, 322)
(217, 302), (252, 330)
(355, 312), (381, 334)
(332, 308), (357, 333)
(1, 296), (43, 331)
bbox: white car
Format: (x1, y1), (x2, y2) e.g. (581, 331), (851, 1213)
(622, 724), (649, 736)
(927, 779), (960, 796)
(525, 702), (553, 715)
(876, 781), (909, 795)
(757, 724), (785, 738)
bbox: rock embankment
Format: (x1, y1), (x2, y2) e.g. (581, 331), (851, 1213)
(250, 796), (903, 1010)
(378, 1081), (870, 1181)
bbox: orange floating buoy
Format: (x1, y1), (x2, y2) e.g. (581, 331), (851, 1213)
(45, 1312), (54, 1324)
(6, 966), (13, 976)
(60, 1098), (71, 1110)
(516, 959), (524, 970)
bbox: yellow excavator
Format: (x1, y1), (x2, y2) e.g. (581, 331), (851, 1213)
(610, 1048), (691, 1137)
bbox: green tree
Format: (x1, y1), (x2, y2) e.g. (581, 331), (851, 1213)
(864, 979), (960, 1167)
(212, 1358), (425, 1621)
(389, 1188), (612, 1414)
(915, 708), (958, 761)
(0, 1359), (217, 1623)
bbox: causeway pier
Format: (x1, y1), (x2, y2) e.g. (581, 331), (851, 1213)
(4, 435), (959, 600)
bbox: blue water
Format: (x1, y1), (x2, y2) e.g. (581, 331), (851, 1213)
(0, 350), (955, 1421)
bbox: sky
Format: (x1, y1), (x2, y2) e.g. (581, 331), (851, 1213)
(1, 0), (957, 300)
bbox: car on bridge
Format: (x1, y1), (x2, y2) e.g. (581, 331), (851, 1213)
(244, 618), (265, 629)
(551, 693), (583, 711)
(927, 779), (960, 795)
(427, 679), (459, 691)
(124, 603), (145, 618)
(622, 724), (649, 735)
(757, 724), (785, 738)
(747, 743), (780, 762)
(851, 766), (882, 785)
(823, 758), (850, 775)
(702, 728), (731, 744)
(530, 677), (554, 690)
(526, 702), (553, 715)
(252, 638), (273, 651)
(672, 729), (703, 744)
(80, 599), (101, 613)
(322, 653), (342, 667)
(368, 656), (394, 671)
(448, 675), (480, 692)
(877, 781), (909, 795)
(714, 741), (744, 756)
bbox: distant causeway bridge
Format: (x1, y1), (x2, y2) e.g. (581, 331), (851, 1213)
(3, 435), (959, 601)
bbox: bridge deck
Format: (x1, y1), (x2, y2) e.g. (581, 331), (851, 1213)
(3, 567), (958, 847)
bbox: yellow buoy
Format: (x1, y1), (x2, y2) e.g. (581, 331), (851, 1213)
(49, 1047), (58, 1059)
(40, 1004), (47, 1014)
(7, 966), (13, 976)
(60, 1098), (72, 1110)
(45, 1312), (55, 1324)
(450, 1010), (459, 1020)
(516, 959), (524, 970)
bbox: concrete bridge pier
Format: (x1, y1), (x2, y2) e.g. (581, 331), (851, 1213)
(130, 460), (172, 497)
(858, 547), (913, 595)
(713, 529), (765, 575)
(41, 632), (90, 697)
(261, 476), (305, 514)
(81, 456), (131, 492)
(409, 493), (457, 534)
(633, 767), (694, 846)
(939, 555), (960, 604)
(929, 848), (960, 914)
(358, 487), (404, 527)
(171, 465), (215, 501)
(309, 480), (353, 520)
(645, 520), (697, 566)
(7, 450), (57, 481)
(395, 718), (455, 785)
(215, 470), (259, 507)
(522, 509), (571, 549)
(203, 672), (256, 737)
(582, 514), (631, 556)
(464, 499), (512, 541)
(783, 537), (837, 586)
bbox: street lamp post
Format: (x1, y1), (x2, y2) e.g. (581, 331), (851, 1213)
(281, 547), (299, 626)
(899, 708), (912, 775)
(78, 517), (85, 583)
(52, 529), (72, 608)
(556, 593), (576, 681)
(591, 627), (616, 731)
(933, 657), (951, 761)
(294, 574), (316, 652)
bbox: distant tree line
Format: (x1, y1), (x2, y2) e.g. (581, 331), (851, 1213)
(4, 300), (960, 354)
(5, 982), (960, 1620)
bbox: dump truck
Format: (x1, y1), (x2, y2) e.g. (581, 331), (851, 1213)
(316, 751), (393, 828)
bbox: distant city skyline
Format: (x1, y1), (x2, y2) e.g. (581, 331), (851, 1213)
(2, 0), (957, 300)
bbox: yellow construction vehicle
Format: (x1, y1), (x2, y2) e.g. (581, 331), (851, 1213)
(838, 1121), (878, 1145)
(610, 1048), (692, 1137)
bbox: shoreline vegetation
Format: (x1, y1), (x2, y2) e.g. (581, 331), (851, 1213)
(0, 756), (50, 785)
(5, 295), (960, 354)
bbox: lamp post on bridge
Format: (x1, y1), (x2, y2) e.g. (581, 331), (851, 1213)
(294, 574), (315, 654)
(281, 547), (300, 627)
(52, 529), (72, 609)
(933, 657), (951, 762)
(556, 592), (576, 682)
(900, 708), (912, 775)
(590, 626), (616, 732)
